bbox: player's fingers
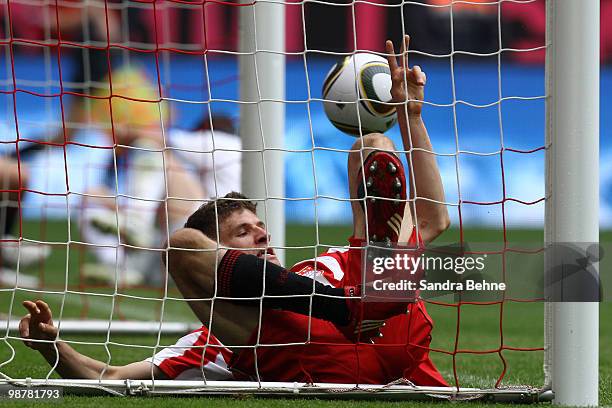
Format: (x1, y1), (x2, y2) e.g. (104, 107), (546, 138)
(354, 319), (386, 334)
(18, 315), (31, 338)
(35, 299), (48, 308)
(35, 300), (52, 320)
(401, 35), (411, 70)
(39, 322), (57, 337)
(355, 327), (383, 336)
(23, 300), (39, 315)
(412, 65), (426, 86)
(358, 328), (383, 343)
(357, 324), (385, 334)
(22, 300), (35, 310)
(385, 40), (398, 72)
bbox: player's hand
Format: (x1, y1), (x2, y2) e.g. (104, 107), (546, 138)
(19, 300), (58, 351)
(341, 285), (408, 344)
(386, 35), (426, 116)
(343, 319), (386, 344)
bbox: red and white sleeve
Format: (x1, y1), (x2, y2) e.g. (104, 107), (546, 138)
(290, 247), (351, 288)
(146, 326), (234, 380)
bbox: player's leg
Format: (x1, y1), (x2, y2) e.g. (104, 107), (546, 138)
(80, 185), (122, 255)
(0, 158), (49, 271)
(341, 134), (417, 340)
(150, 151), (209, 286)
(1, 158), (25, 269)
(82, 130), (170, 250)
(82, 148), (162, 251)
(160, 149), (207, 235)
(0, 157), (26, 238)
(127, 146), (215, 286)
(168, 128), (242, 199)
(347, 133), (414, 243)
(79, 185), (150, 286)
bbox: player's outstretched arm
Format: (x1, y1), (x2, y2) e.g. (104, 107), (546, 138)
(19, 300), (166, 380)
(386, 35), (450, 244)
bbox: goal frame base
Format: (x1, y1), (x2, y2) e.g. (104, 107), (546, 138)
(0, 379), (554, 402)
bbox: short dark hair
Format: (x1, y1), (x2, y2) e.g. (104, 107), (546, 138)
(184, 192), (257, 240)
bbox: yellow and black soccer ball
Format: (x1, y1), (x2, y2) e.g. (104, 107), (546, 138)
(322, 53), (397, 136)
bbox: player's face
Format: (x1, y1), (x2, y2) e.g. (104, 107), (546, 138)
(219, 209), (280, 265)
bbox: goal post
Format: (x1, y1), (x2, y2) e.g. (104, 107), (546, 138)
(239, 0), (286, 265)
(545, 0), (600, 406)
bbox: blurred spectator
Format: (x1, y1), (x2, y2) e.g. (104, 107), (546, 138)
(604, 0), (612, 63)
(125, 3), (152, 45)
(2, 0), (120, 149)
(501, 1), (546, 64)
(0, 157), (50, 288)
(502, 0), (612, 64)
(389, 0), (499, 56)
(3, 0), (610, 60)
(304, 0), (387, 53)
(76, 66), (241, 286)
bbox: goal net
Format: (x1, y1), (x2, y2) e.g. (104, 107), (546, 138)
(0, 0), (598, 404)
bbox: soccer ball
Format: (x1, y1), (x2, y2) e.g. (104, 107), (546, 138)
(322, 53), (397, 136)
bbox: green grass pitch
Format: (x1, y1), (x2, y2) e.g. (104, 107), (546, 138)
(0, 221), (610, 406)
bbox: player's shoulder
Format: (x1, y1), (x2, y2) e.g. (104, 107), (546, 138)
(290, 245), (350, 283)
(291, 244), (350, 267)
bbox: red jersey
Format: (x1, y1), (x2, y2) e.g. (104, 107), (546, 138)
(231, 231), (447, 386)
(150, 231), (446, 386)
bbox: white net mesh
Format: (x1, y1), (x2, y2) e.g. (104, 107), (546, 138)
(0, 0), (550, 399)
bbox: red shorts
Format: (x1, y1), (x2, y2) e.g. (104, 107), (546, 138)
(230, 303), (446, 386)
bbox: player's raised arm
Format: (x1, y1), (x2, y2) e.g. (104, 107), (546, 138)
(19, 300), (165, 380)
(386, 35), (450, 244)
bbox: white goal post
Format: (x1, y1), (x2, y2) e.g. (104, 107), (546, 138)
(545, 0), (599, 406)
(239, 0), (286, 266)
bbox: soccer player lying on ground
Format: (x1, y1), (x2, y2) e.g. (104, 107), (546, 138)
(19, 35), (450, 384)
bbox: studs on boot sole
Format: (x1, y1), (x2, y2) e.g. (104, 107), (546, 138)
(394, 178), (402, 191)
(369, 161), (378, 173)
(393, 193), (402, 207)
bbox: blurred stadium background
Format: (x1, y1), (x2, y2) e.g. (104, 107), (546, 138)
(1, 0), (611, 227)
